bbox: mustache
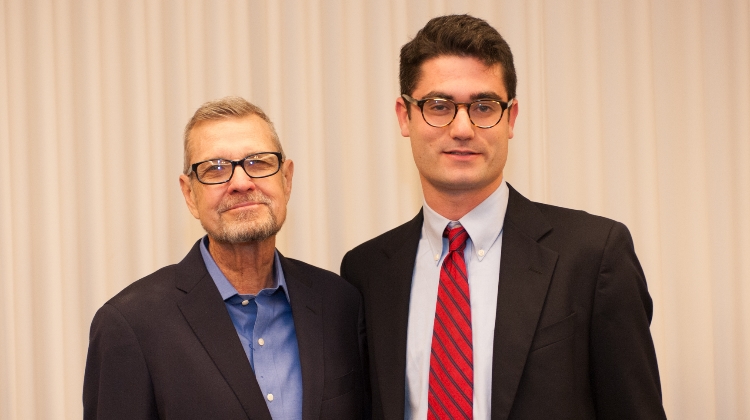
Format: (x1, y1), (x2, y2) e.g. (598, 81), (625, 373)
(217, 192), (272, 213)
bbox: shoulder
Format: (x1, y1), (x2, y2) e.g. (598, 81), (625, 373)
(89, 264), (188, 336)
(104, 264), (180, 310)
(281, 256), (361, 302)
(522, 200), (636, 266)
(534, 201), (620, 233)
(282, 256), (344, 283)
(503, 186), (637, 266)
(86, 262), (192, 364)
(343, 211), (423, 261)
(506, 184), (627, 244)
(103, 240), (206, 313)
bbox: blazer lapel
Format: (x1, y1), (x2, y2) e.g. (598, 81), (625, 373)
(366, 212), (423, 420)
(279, 254), (325, 420)
(490, 186), (559, 419)
(175, 242), (273, 420)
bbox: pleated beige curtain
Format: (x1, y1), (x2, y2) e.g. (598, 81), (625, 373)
(1, 0), (749, 418)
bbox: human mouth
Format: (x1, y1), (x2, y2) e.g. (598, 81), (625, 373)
(227, 202), (260, 211)
(444, 150), (479, 157)
(218, 194), (271, 213)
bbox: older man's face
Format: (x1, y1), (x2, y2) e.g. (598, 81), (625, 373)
(179, 115), (293, 244)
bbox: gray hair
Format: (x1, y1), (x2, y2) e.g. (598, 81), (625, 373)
(183, 96), (284, 174)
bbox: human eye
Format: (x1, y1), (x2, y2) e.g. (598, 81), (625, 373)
(198, 160), (230, 180)
(473, 100), (500, 114)
(246, 154), (272, 167)
(424, 99), (453, 115)
(244, 154), (278, 175)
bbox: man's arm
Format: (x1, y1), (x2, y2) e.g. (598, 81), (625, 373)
(356, 290), (372, 420)
(83, 304), (158, 420)
(589, 222), (667, 419)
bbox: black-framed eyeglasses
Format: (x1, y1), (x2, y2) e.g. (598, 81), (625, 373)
(188, 152), (283, 185)
(402, 94), (514, 129)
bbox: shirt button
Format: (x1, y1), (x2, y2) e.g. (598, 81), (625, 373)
(258, 338), (265, 346)
(434, 254), (440, 261)
(478, 249), (485, 257)
(241, 300), (250, 306)
(267, 393), (274, 401)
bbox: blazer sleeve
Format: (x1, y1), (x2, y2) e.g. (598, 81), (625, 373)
(589, 222), (666, 419)
(83, 304), (159, 420)
(357, 290), (372, 420)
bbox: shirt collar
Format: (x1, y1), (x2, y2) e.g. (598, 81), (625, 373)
(422, 180), (509, 264)
(199, 235), (291, 302)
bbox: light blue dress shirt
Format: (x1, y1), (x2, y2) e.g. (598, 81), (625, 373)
(200, 236), (302, 420)
(405, 180), (509, 420)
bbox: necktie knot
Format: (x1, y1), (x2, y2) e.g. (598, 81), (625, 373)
(444, 225), (469, 253)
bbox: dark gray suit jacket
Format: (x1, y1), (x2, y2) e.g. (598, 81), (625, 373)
(340, 185), (665, 419)
(84, 240), (367, 420)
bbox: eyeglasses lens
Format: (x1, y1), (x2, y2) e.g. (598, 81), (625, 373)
(421, 99), (503, 128)
(197, 160), (232, 183)
(195, 154), (280, 184)
(243, 154), (279, 177)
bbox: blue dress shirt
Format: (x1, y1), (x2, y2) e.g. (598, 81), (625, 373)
(200, 236), (302, 420)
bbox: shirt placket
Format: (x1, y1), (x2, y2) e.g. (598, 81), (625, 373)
(253, 292), (282, 411)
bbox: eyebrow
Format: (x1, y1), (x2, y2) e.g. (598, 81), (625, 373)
(421, 90), (507, 102)
(199, 152), (274, 162)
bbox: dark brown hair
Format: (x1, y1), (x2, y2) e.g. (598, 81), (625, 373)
(399, 14), (516, 100)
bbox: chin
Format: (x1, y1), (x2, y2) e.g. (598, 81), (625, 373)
(437, 175), (484, 189)
(203, 214), (282, 244)
(438, 176), (500, 194)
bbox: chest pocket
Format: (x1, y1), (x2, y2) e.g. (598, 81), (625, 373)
(322, 369), (355, 400)
(529, 312), (576, 352)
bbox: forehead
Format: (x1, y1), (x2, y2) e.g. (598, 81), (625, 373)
(189, 115), (276, 160)
(413, 55), (506, 99)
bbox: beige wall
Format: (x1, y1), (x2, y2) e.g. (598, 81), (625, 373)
(1, 0), (749, 418)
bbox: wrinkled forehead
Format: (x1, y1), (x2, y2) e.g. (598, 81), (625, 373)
(188, 115), (277, 161)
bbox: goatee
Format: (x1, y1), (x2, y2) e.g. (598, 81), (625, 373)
(204, 192), (283, 243)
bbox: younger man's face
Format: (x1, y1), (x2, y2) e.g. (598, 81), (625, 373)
(396, 55), (518, 200)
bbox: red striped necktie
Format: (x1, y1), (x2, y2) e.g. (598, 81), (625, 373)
(428, 224), (473, 419)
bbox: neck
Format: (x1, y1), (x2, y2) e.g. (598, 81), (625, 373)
(207, 236), (277, 295)
(422, 177), (502, 221)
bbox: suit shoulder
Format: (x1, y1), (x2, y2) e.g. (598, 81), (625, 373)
(283, 257), (360, 298)
(344, 212), (422, 258)
(532, 201), (625, 233)
(526, 201), (635, 258)
(104, 264), (179, 311)
(283, 257), (340, 280)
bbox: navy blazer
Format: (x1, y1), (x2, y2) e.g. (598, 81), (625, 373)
(341, 185), (666, 420)
(84, 240), (368, 420)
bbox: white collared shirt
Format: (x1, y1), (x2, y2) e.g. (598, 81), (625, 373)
(405, 180), (509, 420)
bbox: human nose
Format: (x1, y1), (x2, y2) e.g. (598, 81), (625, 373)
(449, 104), (474, 139)
(226, 162), (257, 191)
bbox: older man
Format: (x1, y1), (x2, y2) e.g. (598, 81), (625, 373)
(84, 97), (367, 419)
(341, 15), (666, 419)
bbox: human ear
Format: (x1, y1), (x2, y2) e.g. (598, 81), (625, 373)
(179, 174), (201, 219)
(507, 99), (519, 139)
(395, 97), (411, 138)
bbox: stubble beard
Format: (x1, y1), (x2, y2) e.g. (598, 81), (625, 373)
(204, 192), (283, 244)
